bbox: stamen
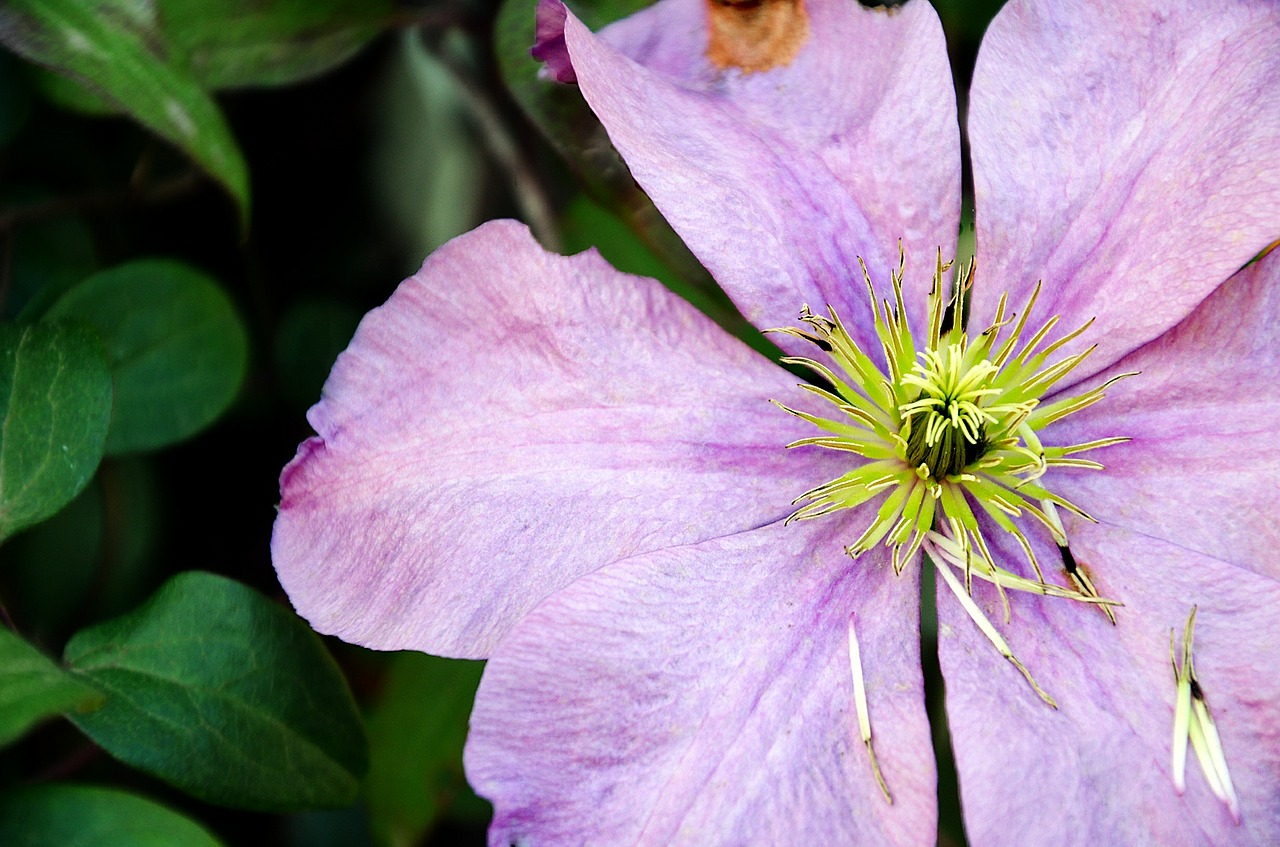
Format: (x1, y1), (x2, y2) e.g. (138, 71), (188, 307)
(930, 543), (1057, 708)
(926, 530), (1120, 607)
(1042, 500), (1116, 624)
(1170, 606), (1241, 823)
(847, 613), (892, 804)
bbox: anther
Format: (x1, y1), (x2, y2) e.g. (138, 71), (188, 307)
(1170, 606), (1240, 823)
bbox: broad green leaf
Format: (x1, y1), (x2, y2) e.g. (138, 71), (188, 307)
(0, 784), (224, 847)
(64, 571), (368, 811)
(162, 0), (393, 89)
(0, 628), (102, 747)
(45, 259), (249, 455)
(0, 322), (112, 542)
(365, 653), (489, 847)
(0, 0), (250, 220)
(31, 66), (118, 115)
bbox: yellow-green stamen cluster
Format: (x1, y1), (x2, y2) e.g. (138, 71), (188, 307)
(771, 251), (1132, 595)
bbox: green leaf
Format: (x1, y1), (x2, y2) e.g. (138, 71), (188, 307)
(162, 0), (393, 89)
(64, 571), (368, 811)
(0, 784), (224, 847)
(0, 628), (102, 747)
(365, 653), (489, 846)
(45, 259), (249, 455)
(0, 0), (250, 221)
(0, 322), (113, 542)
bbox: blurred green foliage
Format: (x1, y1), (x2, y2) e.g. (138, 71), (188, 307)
(0, 0), (1005, 844)
(0, 784), (226, 846)
(364, 653), (488, 847)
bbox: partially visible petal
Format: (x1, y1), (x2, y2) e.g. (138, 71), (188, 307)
(937, 521), (1280, 847)
(970, 0), (1280, 379)
(1047, 247), (1280, 581)
(467, 517), (935, 846)
(532, 0), (574, 82)
(272, 221), (839, 658)
(558, 0), (960, 349)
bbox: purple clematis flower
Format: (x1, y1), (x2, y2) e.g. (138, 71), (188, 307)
(271, 0), (1280, 843)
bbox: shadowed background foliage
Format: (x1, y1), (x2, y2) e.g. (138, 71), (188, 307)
(0, 1), (1002, 844)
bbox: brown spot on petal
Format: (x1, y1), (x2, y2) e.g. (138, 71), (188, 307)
(706, 0), (810, 74)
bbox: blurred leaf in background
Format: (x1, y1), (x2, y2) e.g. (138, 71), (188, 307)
(372, 29), (490, 265)
(43, 259), (249, 455)
(0, 0), (252, 220)
(365, 653), (488, 847)
(0, 784), (226, 847)
(3, 457), (162, 642)
(0, 0), (395, 224)
(273, 297), (362, 412)
(164, 0), (394, 90)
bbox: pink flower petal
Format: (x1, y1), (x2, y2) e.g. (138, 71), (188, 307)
(937, 521), (1280, 846)
(467, 517), (935, 846)
(272, 221), (840, 657)
(1047, 247), (1280, 581)
(559, 0), (960, 350)
(970, 0), (1280, 381)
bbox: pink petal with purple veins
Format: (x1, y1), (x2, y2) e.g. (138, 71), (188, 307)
(553, 0), (960, 353)
(1047, 247), (1280, 580)
(970, 0), (1280, 381)
(467, 516), (935, 847)
(272, 220), (841, 658)
(937, 519), (1280, 847)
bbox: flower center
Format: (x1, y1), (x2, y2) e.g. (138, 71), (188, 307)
(771, 252), (1137, 708)
(769, 250), (1133, 596)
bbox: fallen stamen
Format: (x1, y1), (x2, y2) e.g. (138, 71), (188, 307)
(847, 613), (892, 804)
(930, 543), (1057, 708)
(1170, 606), (1241, 823)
